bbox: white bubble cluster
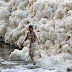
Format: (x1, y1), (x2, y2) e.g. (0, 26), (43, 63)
(0, 0), (72, 71)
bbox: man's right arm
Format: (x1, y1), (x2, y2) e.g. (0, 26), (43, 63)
(22, 32), (28, 44)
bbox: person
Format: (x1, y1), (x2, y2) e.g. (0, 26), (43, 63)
(22, 24), (38, 61)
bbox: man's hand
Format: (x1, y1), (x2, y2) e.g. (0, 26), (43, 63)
(20, 41), (24, 49)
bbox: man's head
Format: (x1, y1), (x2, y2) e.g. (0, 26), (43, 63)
(29, 24), (33, 32)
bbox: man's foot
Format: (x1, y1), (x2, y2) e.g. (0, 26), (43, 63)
(30, 61), (36, 65)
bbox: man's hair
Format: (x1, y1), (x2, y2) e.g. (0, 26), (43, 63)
(29, 24), (34, 29)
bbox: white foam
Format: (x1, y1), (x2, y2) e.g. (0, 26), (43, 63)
(0, 0), (72, 71)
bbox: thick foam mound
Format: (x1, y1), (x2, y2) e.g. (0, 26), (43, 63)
(9, 47), (31, 62)
(0, 0), (72, 71)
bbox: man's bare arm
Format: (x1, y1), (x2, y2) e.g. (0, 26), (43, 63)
(22, 32), (28, 44)
(34, 32), (38, 41)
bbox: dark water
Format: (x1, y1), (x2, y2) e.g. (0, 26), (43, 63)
(0, 42), (14, 60)
(0, 42), (41, 72)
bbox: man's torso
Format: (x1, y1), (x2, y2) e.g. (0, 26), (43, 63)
(27, 31), (36, 44)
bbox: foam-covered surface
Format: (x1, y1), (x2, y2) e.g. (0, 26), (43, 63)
(0, 0), (72, 71)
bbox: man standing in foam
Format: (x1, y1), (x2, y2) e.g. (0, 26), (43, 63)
(22, 24), (38, 62)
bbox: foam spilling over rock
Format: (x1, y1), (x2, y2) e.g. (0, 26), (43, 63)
(0, 0), (72, 71)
